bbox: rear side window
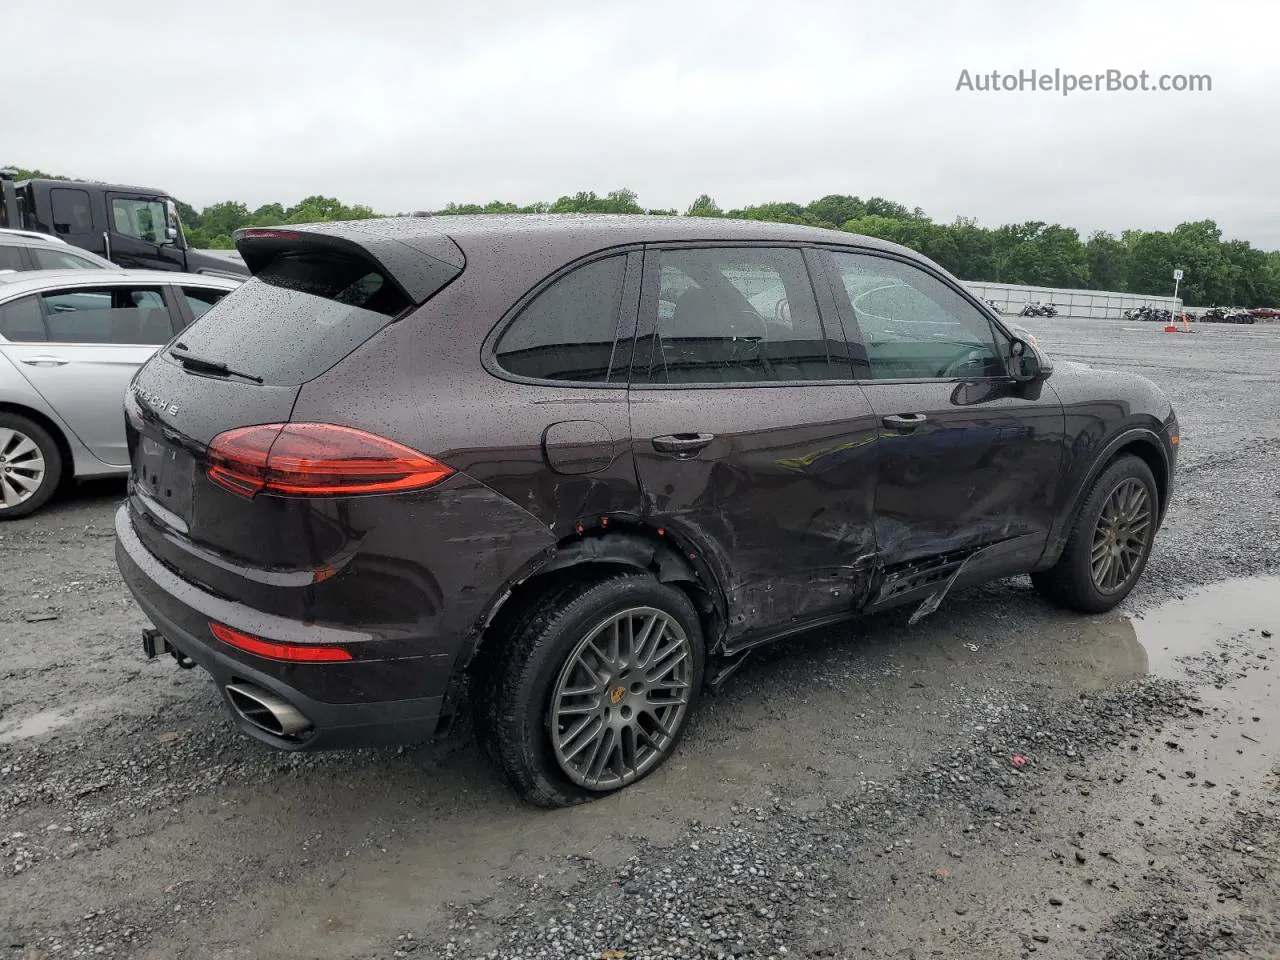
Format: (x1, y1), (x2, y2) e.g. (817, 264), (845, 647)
(37, 286), (175, 344)
(30, 247), (104, 270)
(170, 253), (414, 386)
(638, 246), (844, 385)
(0, 295), (47, 341)
(51, 189), (93, 235)
(494, 255), (627, 383)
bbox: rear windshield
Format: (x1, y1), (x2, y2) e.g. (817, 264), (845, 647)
(170, 253), (413, 385)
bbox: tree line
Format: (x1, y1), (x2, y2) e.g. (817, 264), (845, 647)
(8, 167), (1278, 307)
(169, 188), (1280, 308)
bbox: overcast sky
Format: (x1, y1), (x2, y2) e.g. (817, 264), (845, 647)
(5, 0), (1278, 247)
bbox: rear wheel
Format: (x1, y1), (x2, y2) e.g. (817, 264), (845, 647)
(0, 414), (62, 520)
(474, 572), (704, 807)
(1032, 454), (1158, 613)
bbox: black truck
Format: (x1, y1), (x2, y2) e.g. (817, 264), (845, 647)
(0, 171), (248, 278)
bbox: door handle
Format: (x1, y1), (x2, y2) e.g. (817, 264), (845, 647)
(652, 433), (715, 455)
(20, 356), (69, 367)
(882, 413), (928, 432)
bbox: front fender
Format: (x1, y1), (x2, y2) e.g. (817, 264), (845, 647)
(1037, 425), (1172, 568)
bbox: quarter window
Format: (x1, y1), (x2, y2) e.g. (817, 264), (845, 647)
(639, 247), (842, 384)
(827, 252), (1007, 380)
(0, 295), (47, 341)
(0, 245), (25, 272)
(494, 255), (627, 383)
(32, 286), (175, 344)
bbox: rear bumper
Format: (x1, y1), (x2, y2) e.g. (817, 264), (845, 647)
(114, 505), (445, 751)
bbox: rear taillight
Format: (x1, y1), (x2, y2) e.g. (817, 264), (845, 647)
(209, 621), (353, 662)
(207, 423), (453, 499)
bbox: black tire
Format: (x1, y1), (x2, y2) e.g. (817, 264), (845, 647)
(1032, 455), (1159, 613)
(473, 571), (705, 808)
(0, 413), (63, 521)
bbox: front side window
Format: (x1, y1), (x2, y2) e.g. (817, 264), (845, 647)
(30, 247), (105, 270)
(50, 188), (93, 235)
(37, 286), (175, 344)
(110, 198), (167, 243)
(827, 252), (1007, 380)
(640, 246), (841, 384)
(494, 254), (627, 383)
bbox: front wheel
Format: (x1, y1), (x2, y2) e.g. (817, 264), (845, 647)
(1032, 454), (1159, 613)
(474, 572), (705, 807)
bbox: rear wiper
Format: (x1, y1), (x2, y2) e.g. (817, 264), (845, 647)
(169, 344), (263, 384)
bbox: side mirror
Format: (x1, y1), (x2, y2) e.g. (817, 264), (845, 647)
(1009, 338), (1052, 382)
(163, 198), (182, 245)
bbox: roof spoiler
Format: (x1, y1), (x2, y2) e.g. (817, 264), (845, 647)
(233, 218), (465, 304)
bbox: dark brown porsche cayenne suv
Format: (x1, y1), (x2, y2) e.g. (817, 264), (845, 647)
(115, 215), (1178, 806)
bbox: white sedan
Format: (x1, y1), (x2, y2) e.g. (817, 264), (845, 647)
(0, 268), (242, 518)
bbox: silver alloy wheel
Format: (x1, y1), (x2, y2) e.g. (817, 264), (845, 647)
(0, 427), (46, 510)
(549, 605), (694, 790)
(1090, 477), (1152, 594)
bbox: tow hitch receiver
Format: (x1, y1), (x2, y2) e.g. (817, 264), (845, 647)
(142, 628), (197, 669)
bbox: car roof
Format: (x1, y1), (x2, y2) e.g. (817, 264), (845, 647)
(20, 178), (167, 195)
(0, 269), (242, 297)
(0, 228), (69, 245)
(429, 213), (894, 246)
(0, 240), (118, 268)
(258, 213), (916, 259)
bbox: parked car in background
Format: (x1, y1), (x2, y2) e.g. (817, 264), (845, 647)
(0, 228), (119, 273)
(1, 171), (248, 278)
(114, 216), (1178, 808)
(0, 269), (241, 518)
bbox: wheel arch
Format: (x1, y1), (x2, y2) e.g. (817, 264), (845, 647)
(460, 522), (729, 689)
(1040, 427), (1170, 569)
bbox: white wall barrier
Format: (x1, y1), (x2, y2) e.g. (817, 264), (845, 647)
(964, 281), (1182, 319)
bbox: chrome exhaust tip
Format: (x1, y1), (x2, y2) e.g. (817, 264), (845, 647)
(225, 682), (313, 739)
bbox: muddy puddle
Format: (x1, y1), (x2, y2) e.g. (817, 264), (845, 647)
(1021, 575), (1280, 692)
(0, 696), (125, 744)
(1133, 575), (1280, 676)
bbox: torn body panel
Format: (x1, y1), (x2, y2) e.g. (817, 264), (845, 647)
(629, 383), (881, 645)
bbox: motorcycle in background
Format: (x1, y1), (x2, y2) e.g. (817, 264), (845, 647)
(1124, 306), (1173, 322)
(1019, 301), (1059, 317)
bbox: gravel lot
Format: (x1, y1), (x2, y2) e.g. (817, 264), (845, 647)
(2, 317), (1279, 960)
